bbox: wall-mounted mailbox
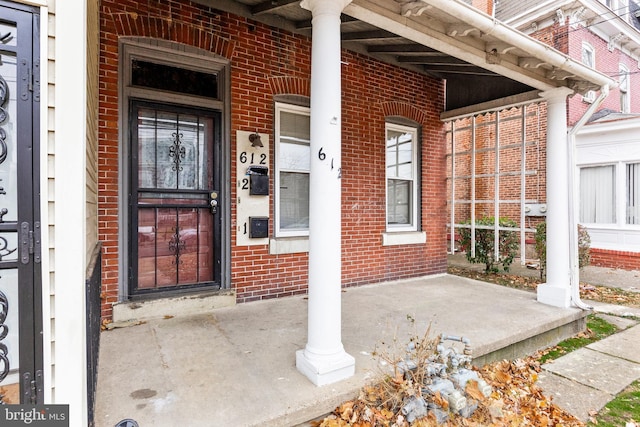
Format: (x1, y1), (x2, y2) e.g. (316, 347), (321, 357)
(247, 165), (269, 196)
(249, 216), (269, 238)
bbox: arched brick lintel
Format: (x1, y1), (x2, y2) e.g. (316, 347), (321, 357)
(104, 11), (234, 58)
(268, 76), (311, 97)
(380, 101), (428, 125)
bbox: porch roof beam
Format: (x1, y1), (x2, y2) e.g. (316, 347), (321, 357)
(344, 0), (615, 93)
(251, 0), (300, 16)
(367, 43), (439, 54)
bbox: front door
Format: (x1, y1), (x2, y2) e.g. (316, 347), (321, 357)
(129, 101), (221, 296)
(0, 1), (43, 404)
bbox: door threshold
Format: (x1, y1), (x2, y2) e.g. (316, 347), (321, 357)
(112, 290), (235, 323)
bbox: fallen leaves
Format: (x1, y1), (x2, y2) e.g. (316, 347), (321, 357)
(316, 358), (585, 427)
(447, 265), (640, 308)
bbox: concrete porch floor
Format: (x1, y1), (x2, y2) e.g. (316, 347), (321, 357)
(94, 274), (587, 427)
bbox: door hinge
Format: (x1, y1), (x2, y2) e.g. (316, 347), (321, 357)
(33, 59), (40, 101)
(22, 370), (44, 405)
(18, 58), (39, 101)
(20, 221), (41, 264)
(19, 59), (30, 101)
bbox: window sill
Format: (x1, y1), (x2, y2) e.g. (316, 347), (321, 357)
(269, 236), (309, 254)
(382, 231), (426, 246)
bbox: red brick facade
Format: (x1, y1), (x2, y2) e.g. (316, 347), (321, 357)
(449, 18), (640, 270)
(591, 248), (640, 270)
(99, 1), (447, 319)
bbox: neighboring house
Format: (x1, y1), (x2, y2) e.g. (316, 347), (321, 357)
(449, 0), (640, 270)
(576, 111), (640, 268)
(0, 0), (613, 425)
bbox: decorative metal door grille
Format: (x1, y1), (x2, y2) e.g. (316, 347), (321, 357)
(130, 102), (221, 295)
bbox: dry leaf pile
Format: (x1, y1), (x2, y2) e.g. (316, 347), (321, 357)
(315, 357), (584, 427)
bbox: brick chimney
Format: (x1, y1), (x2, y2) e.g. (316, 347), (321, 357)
(471, 0), (494, 16)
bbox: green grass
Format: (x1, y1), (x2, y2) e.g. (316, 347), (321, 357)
(588, 380), (640, 427)
(538, 314), (618, 363)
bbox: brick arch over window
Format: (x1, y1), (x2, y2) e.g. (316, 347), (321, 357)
(268, 76), (311, 97)
(380, 102), (428, 125)
(102, 11), (234, 58)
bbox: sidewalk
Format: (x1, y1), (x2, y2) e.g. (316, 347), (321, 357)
(448, 254), (640, 422)
(536, 309), (640, 422)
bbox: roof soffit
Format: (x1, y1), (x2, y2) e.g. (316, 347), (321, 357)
(191, 0), (614, 106)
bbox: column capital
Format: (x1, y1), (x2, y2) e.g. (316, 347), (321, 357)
(539, 86), (573, 104)
(301, 0), (352, 16)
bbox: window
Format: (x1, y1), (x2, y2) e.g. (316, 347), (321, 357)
(275, 103), (311, 236)
(581, 43), (596, 102)
(619, 64), (630, 113)
(580, 165), (616, 223)
(603, 0), (629, 19)
(386, 123), (419, 231)
(627, 163), (640, 224)
(619, 0), (629, 21)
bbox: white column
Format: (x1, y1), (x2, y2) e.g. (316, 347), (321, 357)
(296, 0), (355, 386)
(55, 0), (88, 425)
(537, 87), (573, 308)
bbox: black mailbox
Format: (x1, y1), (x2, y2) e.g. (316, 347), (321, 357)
(247, 165), (269, 196)
(249, 216), (269, 238)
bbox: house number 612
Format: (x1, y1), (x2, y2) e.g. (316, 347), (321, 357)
(318, 147), (341, 179)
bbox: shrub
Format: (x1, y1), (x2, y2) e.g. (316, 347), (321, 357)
(534, 222), (591, 279)
(457, 217), (519, 273)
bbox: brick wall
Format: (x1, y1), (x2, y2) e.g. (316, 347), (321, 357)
(591, 249), (640, 270)
(99, 1), (446, 319)
(448, 19), (640, 268)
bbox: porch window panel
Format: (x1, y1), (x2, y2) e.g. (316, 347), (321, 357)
(627, 163), (640, 225)
(275, 104), (310, 236)
(580, 165), (615, 224)
(279, 172), (309, 231)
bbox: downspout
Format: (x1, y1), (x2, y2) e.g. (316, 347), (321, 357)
(567, 85), (610, 310)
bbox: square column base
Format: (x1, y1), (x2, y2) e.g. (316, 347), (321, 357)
(296, 349), (355, 386)
(537, 283), (571, 308)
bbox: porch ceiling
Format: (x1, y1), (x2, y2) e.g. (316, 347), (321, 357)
(194, 0), (615, 110)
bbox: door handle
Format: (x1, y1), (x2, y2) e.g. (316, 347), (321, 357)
(209, 192), (218, 214)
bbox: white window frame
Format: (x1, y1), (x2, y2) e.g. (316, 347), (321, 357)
(626, 162), (640, 225)
(619, 63), (630, 113)
(274, 102), (311, 238)
(582, 43), (596, 103)
(385, 122), (419, 232)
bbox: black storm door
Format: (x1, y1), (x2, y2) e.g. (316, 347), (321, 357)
(129, 101), (221, 296)
(0, 1), (43, 405)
